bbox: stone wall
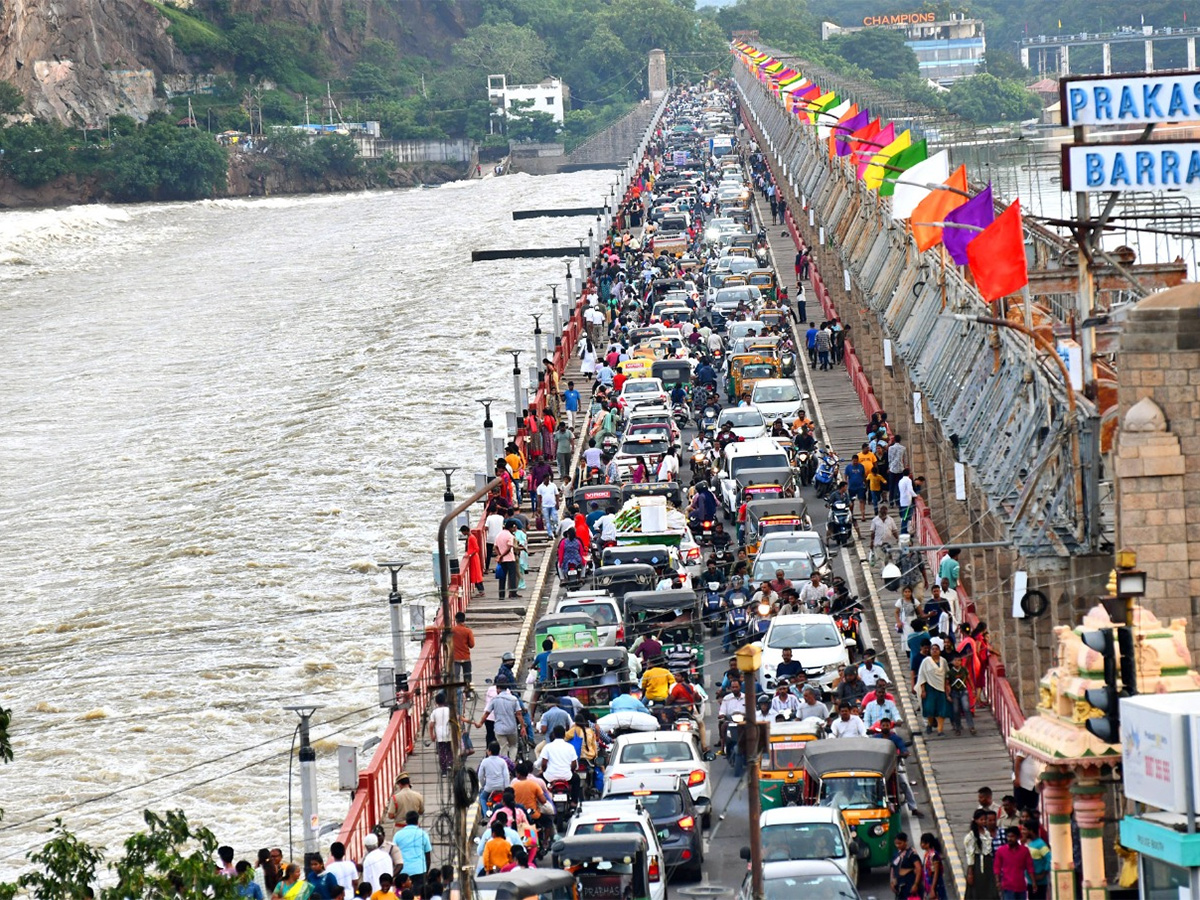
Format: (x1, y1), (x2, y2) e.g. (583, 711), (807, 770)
(1116, 285), (1200, 651)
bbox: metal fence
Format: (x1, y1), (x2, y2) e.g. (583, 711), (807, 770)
(736, 63), (1103, 557)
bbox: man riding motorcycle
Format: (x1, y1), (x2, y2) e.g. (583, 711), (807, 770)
(687, 482), (718, 532)
(695, 360), (717, 387)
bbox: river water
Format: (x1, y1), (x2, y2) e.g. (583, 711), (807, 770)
(0, 171), (611, 872)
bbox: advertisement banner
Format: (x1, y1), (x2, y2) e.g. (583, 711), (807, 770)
(1061, 141), (1200, 192)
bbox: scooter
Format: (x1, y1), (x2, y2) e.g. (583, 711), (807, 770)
(690, 447), (711, 481)
(750, 601), (773, 639)
(827, 497), (853, 545)
(673, 403), (690, 429)
(794, 448), (817, 486)
(699, 406), (720, 437)
(723, 596), (749, 653)
(561, 560), (587, 589)
(550, 779), (576, 834)
(813, 451), (839, 498)
(724, 712), (746, 777)
(704, 582), (724, 634)
(834, 600), (864, 661)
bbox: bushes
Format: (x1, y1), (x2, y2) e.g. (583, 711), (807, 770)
(105, 124), (228, 201)
(0, 121), (72, 186)
(947, 74), (1043, 124)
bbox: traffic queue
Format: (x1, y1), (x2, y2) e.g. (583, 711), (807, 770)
(464, 81), (921, 900)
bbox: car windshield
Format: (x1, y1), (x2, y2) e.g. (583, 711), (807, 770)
(634, 792), (684, 819)
(766, 621), (841, 650)
(761, 535), (825, 561)
(558, 603), (619, 625)
(618, 741), (695, 764)
(729, 454), (790, 478)
(578, 821), (644, 836)
(743, 365), (777, 379)
(720, 410), (764, 427)
(754, 384), (802, 403)
(752, 556), (814, 581)
(820, 775), (888, 810)
(625, 381), (660, 394)
(622, 439), (668, 456)
(761, 823), (846, 862)
(762, 873), (856, 900)
(715, 289), (749, 305)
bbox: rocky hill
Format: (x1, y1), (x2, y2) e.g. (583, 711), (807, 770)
(0, 0), (481, 125)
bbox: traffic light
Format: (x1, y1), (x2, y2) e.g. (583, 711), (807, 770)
(1117, 626), (1138, 697)
(1082, 628), (1120, 743)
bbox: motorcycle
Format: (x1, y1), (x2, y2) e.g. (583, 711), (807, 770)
(724, 711), (746, 777)
(793, 448), (817, 486)
(673, 403), (690, 429)
(704, 581), (724, 634)
(750, 600), (773, 639)
(813, 452), (839, 498)
(550, 778), (576, 834)
(699, 405), (720, 438)
(690, 447), (711, 481)
(711, 547), (735, 577)
(561, 560), (587, 589)
(833, 600), (863, 661)
(827, 497), (853, 546)
(723, 595), (749, 653)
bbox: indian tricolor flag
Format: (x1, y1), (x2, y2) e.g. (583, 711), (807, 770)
(863, 130), (912, 191)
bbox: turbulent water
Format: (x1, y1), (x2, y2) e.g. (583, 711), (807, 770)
(0, 171), (612, 873)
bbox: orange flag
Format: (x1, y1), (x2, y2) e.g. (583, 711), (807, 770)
(967, 200), (1029, 302)
(910, 165), (968, 252)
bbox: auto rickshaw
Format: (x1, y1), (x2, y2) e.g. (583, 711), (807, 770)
(758, 308), (789, 332)
(732, 355), (781, 400)
(725, 352), (763, 400)
(575, 485), (623, 515)
(733, 468), (792, 510)
(760, 717), (825, 810)
(534, 612), (600, 650)
(623, 589), (703, 682)
(744, 497), (811, 557)
(746, 335), (783, 360)
(539, 648), (633, 715)
(651, 360), (692, 395)
(474, 866), (575, 900)
(592, 564), (658, 606)
(802, 738), (902, 873)
(619, 356), (654, 379)
(748, 269), (777, 302)
(552, 834), (652, 900)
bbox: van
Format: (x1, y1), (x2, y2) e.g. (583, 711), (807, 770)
(717, 438), (792, 515)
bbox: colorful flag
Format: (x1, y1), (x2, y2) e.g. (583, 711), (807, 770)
(943, 183), (995, 265)
(864, 129), (912, 191)
(827, 104), (861, 158)
(967, 200), (1029, 302)
(878, 139), (928, 197)
(817, 98), (853, 138)
(911, 165), (969, 251)
(891, 149), (951, 219)
(834, 110), (870, 156)
(856, 122), (894, 178)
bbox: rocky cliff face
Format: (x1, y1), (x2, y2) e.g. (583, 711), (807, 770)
(0, 0), (183, 124)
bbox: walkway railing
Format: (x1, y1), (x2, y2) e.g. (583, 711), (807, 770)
(740, 83), (1027, 745)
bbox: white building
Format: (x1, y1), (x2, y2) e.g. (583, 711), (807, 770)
(822, 13), (987, 85)
(487, 75), (567, 125)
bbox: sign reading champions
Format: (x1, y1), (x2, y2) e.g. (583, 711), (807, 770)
(1062, 72), (1200, 127)
(1064, 142), (1200, 192)
(862, 12), (935, 26)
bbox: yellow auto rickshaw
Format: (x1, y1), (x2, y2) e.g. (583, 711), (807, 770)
(733, 355), (781, 399)
(748, 269), (777, 302)
(620, 356), (654, 379)
(761, 717), (825, 810)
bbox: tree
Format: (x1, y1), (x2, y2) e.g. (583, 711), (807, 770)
(105, 124), (228, 201)
(828, 29), (919, 82)
(105, 810), (241, 900)
(0, 122), (73, 187)
(947, 73), (1043, 123)
(505, 98), (559, 143)
(982, 48), (1030, 82)
(452, 23), (552, 87)
(0, 80), (25, 116)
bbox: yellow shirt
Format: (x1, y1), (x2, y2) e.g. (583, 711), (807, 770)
(642, 667), (674, 702)
(505, 452), (523, 479)
(857, 453), (874, 480)
(867, 470), (886, 492)
(482, 836), (513, 873)
(565, 724), (598, 761)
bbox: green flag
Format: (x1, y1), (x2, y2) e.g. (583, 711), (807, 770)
(878, 139), (929, 197)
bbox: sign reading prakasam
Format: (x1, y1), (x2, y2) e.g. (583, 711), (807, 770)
(1061, 71), (1200, 127)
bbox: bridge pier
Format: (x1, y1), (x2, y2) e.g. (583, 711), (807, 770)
(1060, 43), (1071, 76)
(1145, 39), (1155, 73)
(1102, 42), (1111, 75)
(1190, 36), (1197, 69)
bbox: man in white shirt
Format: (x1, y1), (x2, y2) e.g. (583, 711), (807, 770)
(596, 507), (618, 544)
(537, 724), (580, 799)
(657, 450), (679, 482)
(829, 702), (868, 738)
(326, 843), (359, 895)
(582, 441), (604, 471)
(717, 680), (746, 749)
(485, 508), (506, 569)
(798, 572), (827, 610)
(536, 476), (560, 536)
(769, 683), (801, 717)
(862, 682), (902, 730)
(361, 834), (393, 892)
(857, 649), (888, 687)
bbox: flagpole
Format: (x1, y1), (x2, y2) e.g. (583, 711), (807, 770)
(1020, 284), (1036, 371)
(939, 244), (947, 312)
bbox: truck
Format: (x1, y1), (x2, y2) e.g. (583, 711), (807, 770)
(709, 134), (734, 158)
(611, 494), (702, 581)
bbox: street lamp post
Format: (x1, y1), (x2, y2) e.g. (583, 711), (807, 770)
(436, 468), (459, 558)
(284, 703), (325, 857)
(379, 561), (409, 698)
(565, 262), (576, 309)
(736, 644), (765, 900)
(476, 399), (498, 477)
(548, 285), (561, 349)
(588, 227), (596, 262)
(532, 315), (544, 393)
(506, 350), (523, 418)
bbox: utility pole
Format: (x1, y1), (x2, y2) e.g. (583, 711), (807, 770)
(737, 645), (765, 900)
(532, 315), (544, 393)
(285, 704), (324, 856)
(548, 285), (561, 349)
(379, 562), (409, 698)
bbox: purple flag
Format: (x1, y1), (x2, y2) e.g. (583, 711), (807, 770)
(944, 183), (995, 265)
(834, 110), (869, 156)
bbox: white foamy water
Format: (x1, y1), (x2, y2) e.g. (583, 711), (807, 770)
(0, 172), (611, 872)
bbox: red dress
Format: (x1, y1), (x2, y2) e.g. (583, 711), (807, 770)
(465, 532), (484, 586)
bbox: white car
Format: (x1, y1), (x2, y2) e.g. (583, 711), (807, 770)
(759, 531), (831, 578)
(605, 731), (715, 826)
(737, 860), (862, 900)
(555, 593), (624, 646)
(565, 799), (668, 900)
(716, 407), (767, 440)
(620, 377), (669, 411)
(726, 320), (766, 342)
(758, 614), (852, 692)
(754, 806), (862, 884)
(752, 378), (808, 423)
(717, 438), (791, 513)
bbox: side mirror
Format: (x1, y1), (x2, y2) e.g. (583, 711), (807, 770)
(739, 846), (751, 861)
(844, 638), (857, 648)
(703, 750), (717, 762)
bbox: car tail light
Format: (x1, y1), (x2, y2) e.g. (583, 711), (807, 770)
(616, 625), (625, 642)
(681, 849), (692, 860)
(687, 769), (706, 787)
(677, 816), (696, 830)
(686, 547), (701, 562)
(610, 773), (626, 779)
(649, 858), (661, 883)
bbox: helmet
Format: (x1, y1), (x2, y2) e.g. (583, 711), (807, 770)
(731, 575), (743, 586)
(501, 652), (515, 663)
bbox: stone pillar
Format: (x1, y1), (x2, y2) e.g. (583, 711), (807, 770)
(1021, 46), (1030, 69)
(1042, 766), (1076, 900)
(648, 49), (667, 101)
(1072, 770), (1109, 900)
(1117, 285), (1200, 654)
(1145, 40), (1155, 72)
(1189, 37), (1197, 70)
(1102, 42), (1112, 75)
(1060, 44), (1071, 76)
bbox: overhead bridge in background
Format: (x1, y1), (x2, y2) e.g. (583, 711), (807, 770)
(511, 207), (604, 219)
(471, 247), (581, 261)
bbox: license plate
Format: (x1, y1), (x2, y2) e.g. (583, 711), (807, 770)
(553, 792), (568, 802)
